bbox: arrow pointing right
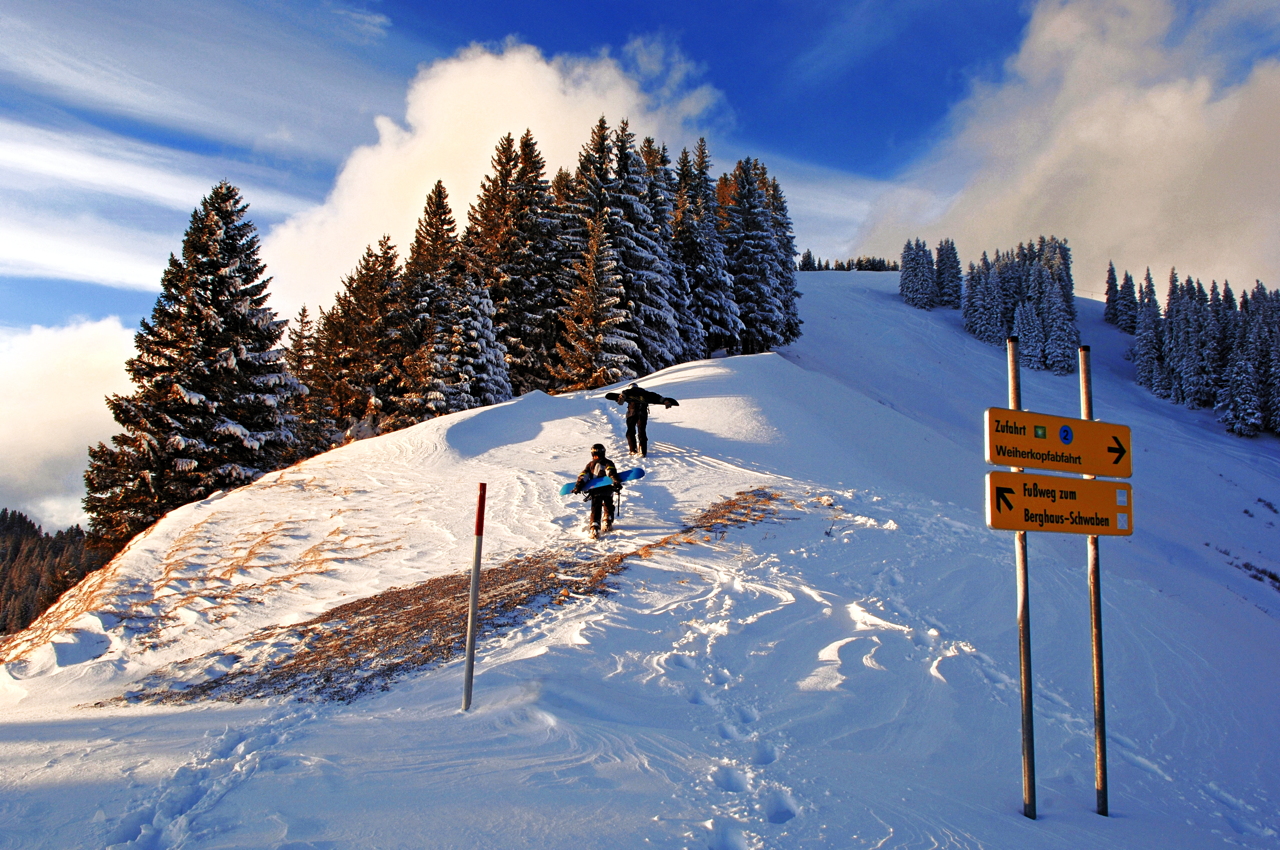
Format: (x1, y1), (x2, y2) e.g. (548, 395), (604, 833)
(1108, 436), (1127, 465)
(996, 486), (1015, 513)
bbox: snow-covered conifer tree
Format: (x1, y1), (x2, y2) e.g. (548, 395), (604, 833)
(84, 182), (301, 549)
(1103, 262), (1120, 325)
(1012, 301), (1045, 369)
(1116, 270), (1138, 334)
(761, 169), (802, 343)
(724, 159), (787, 354)
(611, 121), (681, 373)
(935, 238), (962, 308)
(673, 140), (741, 356)
(1218, 318), (1264, 436)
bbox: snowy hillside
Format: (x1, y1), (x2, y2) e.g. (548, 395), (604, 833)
(2, 271), (1278, 849)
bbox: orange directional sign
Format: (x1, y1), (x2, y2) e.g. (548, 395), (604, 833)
(986, 471), (1133, 536)
(985, 408), (1132, 478)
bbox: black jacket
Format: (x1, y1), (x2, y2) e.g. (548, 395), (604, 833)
(618, 386), (670, 418)
(575, 456), (621, 494)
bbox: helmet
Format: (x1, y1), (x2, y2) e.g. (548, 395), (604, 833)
(591, 443), (605, 455)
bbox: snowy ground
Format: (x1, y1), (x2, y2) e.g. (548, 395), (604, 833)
(2, 271), (1277, 849)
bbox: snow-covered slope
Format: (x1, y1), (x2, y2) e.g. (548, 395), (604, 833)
(1, 271), (1277, 849)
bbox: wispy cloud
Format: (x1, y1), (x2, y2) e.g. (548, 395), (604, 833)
(262, 40), (724, 315)
(0, 1), (412, 162)
(0, 119), (317, 290)
(854, 0), (1280, 296)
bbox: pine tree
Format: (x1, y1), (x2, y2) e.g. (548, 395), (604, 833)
(1218, 317), (1264, 436)
(798, 249), (817, 271)
(1116, 271), (1138, 334)
(283, 305), (337, 461)
(1012, 301), (1045, 369)
(611, 121), (681, 373)
(465, 134), (533, 391)
(724, 159), (787, 354)
(508, 130), (566, 392)
(1042, 262), (1080, 375)
(1103, 261), (1119, 325)
(899, 239), (938, 309)
(1133, 269), (1164, 392)
(403, 180), (465, 418)
(935, 238), (962, 308)
(962, 261), (985, 337)
(551, 211), (639, 390)
(84, 182), (300, 549)
(761, 169), (802, 343)
(674, 139), (741, 356)
(311, 237), (404, 435)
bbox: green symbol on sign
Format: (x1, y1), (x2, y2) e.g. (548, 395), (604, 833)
(1034, 425), (1047, 439)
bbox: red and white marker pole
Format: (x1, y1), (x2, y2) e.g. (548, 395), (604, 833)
(462, 483), (486, 711)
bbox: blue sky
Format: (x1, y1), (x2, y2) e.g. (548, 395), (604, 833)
(3, 0), (1280, 527)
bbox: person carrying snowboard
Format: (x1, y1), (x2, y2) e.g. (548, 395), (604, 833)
(572, 443), (623, 538)
(613, 383), (678, 457)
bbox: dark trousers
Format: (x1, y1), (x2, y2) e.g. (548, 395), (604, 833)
(626, 411), (649, 455)
(588, 488), (615, 529)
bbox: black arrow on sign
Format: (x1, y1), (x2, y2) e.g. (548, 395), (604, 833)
(995, 486), (1015, 513)
(1108, 436), (1127, 465)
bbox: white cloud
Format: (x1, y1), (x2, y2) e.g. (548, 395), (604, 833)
(0, 319), (134, 529)
(854, 0), (1280, 298)
(261, 41), (722, 315)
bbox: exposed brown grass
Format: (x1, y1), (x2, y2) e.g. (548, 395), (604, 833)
(110, 489), (782, 705)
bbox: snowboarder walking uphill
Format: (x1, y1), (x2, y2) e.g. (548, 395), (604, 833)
(610, 383), (678, 457)
(573, 444), (623, 539)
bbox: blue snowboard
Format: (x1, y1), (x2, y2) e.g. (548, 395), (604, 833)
(560, 467), (645, 496)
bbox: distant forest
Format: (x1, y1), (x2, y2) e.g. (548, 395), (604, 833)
(892, 235), (1082, 375)
(797, 250), (899, 272)
(0, 510), (108, 634)
(1104, 264), (1280, 438)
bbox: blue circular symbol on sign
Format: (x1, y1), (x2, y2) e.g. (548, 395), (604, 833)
(1059, 425), (1074, 444)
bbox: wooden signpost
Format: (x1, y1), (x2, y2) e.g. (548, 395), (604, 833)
(987, 340), (1132, 820)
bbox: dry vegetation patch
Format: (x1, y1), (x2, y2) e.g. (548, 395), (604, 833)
(111, 489), (783, 705)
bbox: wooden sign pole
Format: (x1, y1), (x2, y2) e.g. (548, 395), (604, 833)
(1079, 346), (1110, 816)
(1008, 337), (1037, 820)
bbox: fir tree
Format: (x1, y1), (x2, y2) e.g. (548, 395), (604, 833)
(1012, 301), (1045, 369)
(465, 134), (534, 391)
(1103, 261), (1119, 325)
(674, 139), (741, 356)
(1116, 270), (1138, 334)
(935, 238), (962, 308)
(283, 305), (337, 461)
(84, 182), (300, 550)
(1219, 318), (1264, 436)
(403, 180), (466, 418)
(723, 159), (787, 354)
(899, 239), (938, 309)
(763, 171), (802, 343)
(798, 249), (817, 271)
(551, 212), (640, 390)
(311, 237), (404, 435)
(611, 121), (681, 373)
(1042, 262), (1080, 375)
